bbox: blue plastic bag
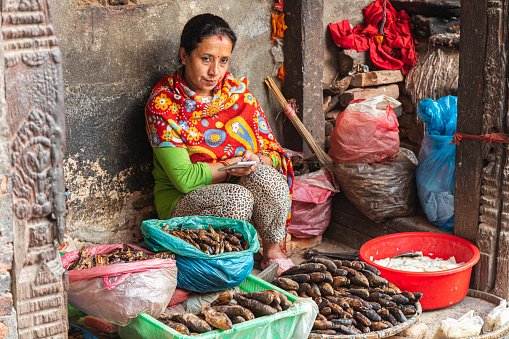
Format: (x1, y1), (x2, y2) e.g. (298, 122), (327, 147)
(141, 216), (260, 292)
(416, 96), (457, 231)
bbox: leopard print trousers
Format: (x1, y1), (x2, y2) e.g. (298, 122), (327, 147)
(171, 165), (291, 243)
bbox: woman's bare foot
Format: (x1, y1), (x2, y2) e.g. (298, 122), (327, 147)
(261, 241), (294, 276)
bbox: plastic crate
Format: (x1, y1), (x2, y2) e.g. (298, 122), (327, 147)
(117, 274), (316, 339)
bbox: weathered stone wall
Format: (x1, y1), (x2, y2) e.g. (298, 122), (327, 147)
(53, 0), (283, 245)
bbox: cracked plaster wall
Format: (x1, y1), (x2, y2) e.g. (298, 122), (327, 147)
(53, 0), (281, 245)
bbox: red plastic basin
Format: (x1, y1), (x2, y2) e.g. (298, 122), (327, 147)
(359, 232), (480, 310)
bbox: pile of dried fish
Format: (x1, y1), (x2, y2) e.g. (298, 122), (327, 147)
(67, 243), (175, 271)
(272, 258), (422, 335)
(157, 290), (292, 335)
(161, 224), (249, 254)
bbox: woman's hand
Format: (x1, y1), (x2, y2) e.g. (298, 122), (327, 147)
(227, 150), (259, 177)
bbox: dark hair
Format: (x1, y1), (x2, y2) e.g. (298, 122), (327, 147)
(179, 13), (237, 63)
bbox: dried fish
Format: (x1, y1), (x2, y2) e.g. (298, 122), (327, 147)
(171, 313), (212, 333)
(233, 294), (277, 317)
(201, 304), (233, 331)
(210, 291), (233, 306)
(212, 305), (244, 318)
(162, 226), (246, 255)
(67, 244), (174, 270)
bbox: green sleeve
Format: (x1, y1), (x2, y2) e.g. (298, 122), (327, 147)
(153, 147), (212, 193)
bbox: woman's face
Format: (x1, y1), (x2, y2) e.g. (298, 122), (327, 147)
(180, 35), (233, 97)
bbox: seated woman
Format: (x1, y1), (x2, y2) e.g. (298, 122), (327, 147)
(145, 13), (294, 276)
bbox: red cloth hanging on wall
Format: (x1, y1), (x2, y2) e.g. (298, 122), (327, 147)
(328, 0), (417, 73)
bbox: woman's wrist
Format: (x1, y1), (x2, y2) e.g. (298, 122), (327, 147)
(256, 153), (264, 165)
(219, 160), (231, 181)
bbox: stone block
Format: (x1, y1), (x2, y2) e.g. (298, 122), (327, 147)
(0, 294), (13, 317)
(339, 84), (399, 107)
(349, 70), (404, 88)
(0, 271), (11, 293)
(0, 241), (12, 271)
(0, 311), (17, 339)
(413, 15), (460, 38)
(390, 0), (460, 17)
(324, 94), (341, 114)
(0, 321), (8, 339)
(325, 121), (334, 136)
(325, 108), (342, 120)
(337, 50), (369, 76)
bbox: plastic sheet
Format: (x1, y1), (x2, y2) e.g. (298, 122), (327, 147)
(62, 244), (178, 326)
(416, 96), (457, 231)
(141, 216), (260, 292)
(333, 148), (418, 222)
(289, 168), (338, 238)
(328, 97), (400, 163)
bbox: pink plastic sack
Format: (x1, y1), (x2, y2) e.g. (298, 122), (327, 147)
(62, 244), (177, 326)
(289, 169), (338, 238)
(328, 101), (400, 163)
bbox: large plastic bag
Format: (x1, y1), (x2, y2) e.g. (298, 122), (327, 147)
(434, 310), (483, 339)
(61, 244), (177, 326)
(416, 96), (457, 231)
(328, 96), (400, 163)
(289, 168), (339, 238)
(333, 148), (418, 222)
(141, 216), (260, 292)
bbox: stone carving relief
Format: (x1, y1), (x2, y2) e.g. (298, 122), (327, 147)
(11, 110), (61, 221)
(2, 0), (68, 336)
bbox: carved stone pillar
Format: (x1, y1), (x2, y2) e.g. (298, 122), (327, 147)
(1, 0), (68, 337)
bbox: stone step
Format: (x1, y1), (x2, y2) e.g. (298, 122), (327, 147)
(390, 0), (460, 18)
(349, 70), (404, 88)
(339, 84), (399, 107)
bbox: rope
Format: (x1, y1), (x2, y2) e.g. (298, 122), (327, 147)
(450, 132), (509, 145)
(283, 99), (297, 118)
(378, 0), (387, 36)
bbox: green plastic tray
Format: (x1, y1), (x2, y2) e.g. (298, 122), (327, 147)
(117, 274), (310, 339)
